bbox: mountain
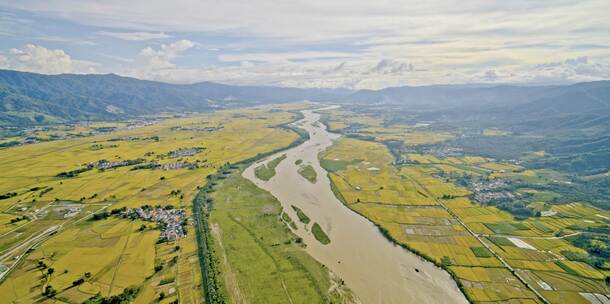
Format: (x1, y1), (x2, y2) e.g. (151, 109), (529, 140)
(351, 81), (610, 131)
(2, 69), (610, 129)
(0, 69), (349, 126)
(345, 84), (557, 111)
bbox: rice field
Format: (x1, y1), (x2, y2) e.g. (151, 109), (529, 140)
(319, 132), (610, 304)
(0, 104), (308, 303)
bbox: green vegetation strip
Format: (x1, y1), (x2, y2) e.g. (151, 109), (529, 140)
(254, 154), (287, 181)
(487, 236), (515, 247)
(291, 205), (311, 224)
(470, 247), (493, 258)
(281, 212), (297, 230)
(319, 159), (358, 173)
(192, 164), (232, 304)
(311, 223), (331, 245)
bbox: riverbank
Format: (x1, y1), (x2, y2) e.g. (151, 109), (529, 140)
(243, 108), (468, 304)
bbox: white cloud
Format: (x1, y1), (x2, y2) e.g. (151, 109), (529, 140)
(527, 56), (610, 83)
(367, 59), (414, 75)
(0, 44), (97, 74)
(218, 51), (356, 63)
(126, 39), (195, 80)
(1, 1), (609, 88)
(97, 31), (171, 41)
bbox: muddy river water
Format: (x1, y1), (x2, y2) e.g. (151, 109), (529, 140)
(242, 107), (468, 304)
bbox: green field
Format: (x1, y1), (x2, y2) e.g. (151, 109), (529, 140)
(318, 108), (610, 304)
(255, 154), (287, 181)
(0, 104), (308, 303)
(208, 169), (352, 303)
(297, 164), (317, 183)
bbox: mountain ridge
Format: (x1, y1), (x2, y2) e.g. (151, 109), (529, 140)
(1, 69), (610, 127)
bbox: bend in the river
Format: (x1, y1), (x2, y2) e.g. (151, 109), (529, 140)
(243, 107), (468, 304)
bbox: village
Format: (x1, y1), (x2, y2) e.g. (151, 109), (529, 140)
(119, 206), (187, 242)
(466, 178), (518, 204)
(168, 147), (205, 158)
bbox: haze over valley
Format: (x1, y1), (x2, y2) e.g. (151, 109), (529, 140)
(0, 1), (609, 304)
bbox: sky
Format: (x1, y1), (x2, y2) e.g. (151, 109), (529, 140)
(0, 1), (609, 89)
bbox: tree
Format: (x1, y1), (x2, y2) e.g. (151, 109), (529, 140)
(44, 285), (57, 297)
(47, 268), (55, 276)
(440, 256), (452, 267)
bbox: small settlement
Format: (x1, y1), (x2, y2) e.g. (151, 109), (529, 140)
(120, 206), (187, 242)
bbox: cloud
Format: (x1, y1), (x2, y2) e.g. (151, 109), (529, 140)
(218, 51), (356, 63)
(367, 59), (414, 75)
(97, 31), (171, 41)
(126, 39), (195, 79)
(527, 56), (610, 83)
(1, 1), (609, 88)
(483, 70), (498, 81)
(0, 44), (96, 74)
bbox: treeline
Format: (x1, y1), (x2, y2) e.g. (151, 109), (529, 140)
(56, 165), (93, 178)
(84, 287), (140, 304)
(90, 206), (127, 221)
(0, 192), (17, 199)
(563, 233), (610, 270)
(192, 167), (231, 304)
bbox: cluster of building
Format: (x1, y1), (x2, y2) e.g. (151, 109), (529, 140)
(473, 191), (516, 204)
(470, 178), (512, 192)
(469, 178), (517, 204)
(94, 158), (144, 170)
(125, 121), (155, 130)
(62, 206), (82, 218)
(108, 135), (160, 142)
(168, 147), (205, 158)
(170, 126), (223, 132)
(124, 207), (187, 241)
(158, 162), (199, 170)
(421, 145), (463, 158)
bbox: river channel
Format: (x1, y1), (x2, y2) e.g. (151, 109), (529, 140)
(242, 107), (468, 304)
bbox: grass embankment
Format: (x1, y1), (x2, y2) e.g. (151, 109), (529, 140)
(208, 169), (350, 303)
(298, 164), (317, 183)
(311, 223), (331, 245)
(254, 154), (287, 181)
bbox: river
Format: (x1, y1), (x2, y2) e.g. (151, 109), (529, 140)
(242, 107), (468, 304)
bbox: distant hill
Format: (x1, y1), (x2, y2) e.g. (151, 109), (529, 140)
(347, 81), (610, 118)
(345, 84), (556, 110)
(351, 81), (610, 131)
(0, 69), (348, 126)
(2, 69), (610, 128)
